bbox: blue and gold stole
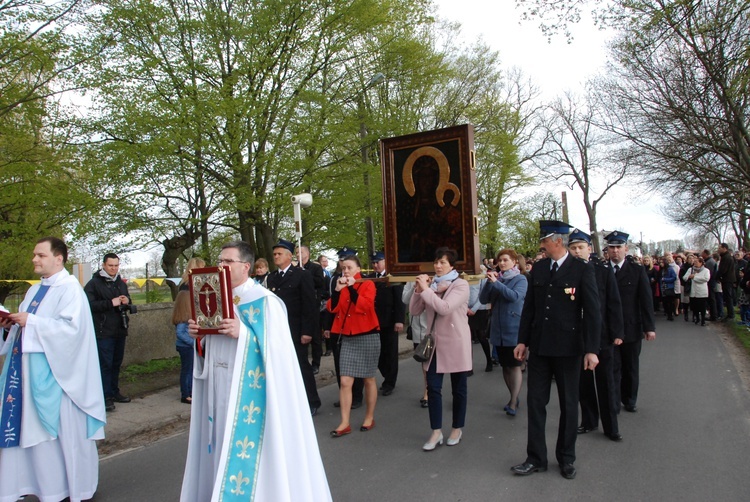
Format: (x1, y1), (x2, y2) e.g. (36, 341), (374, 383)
(217, 297), (267, 500)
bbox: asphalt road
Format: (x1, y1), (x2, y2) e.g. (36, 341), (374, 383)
(94, 315), (750, 501)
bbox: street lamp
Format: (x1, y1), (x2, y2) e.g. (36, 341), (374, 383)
(292, 193), (312, 264)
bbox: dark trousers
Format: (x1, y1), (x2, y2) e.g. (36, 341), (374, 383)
(579, 345), (618, 434)
(293, 338), (321, 408)
(97, 337), (126, 399)
(425, 354), (468, 430)
(691, 297), (707, 323)
(715, 290), (724, 318)
(707, 283), (717, 319)
(614, 339), (642, 408)
(526, 354), (581, 467)
(722, 283), (735, 319)
(378, 326), (399, 391)
(468, 310), (492, 366)
(330, 333), (363, 403)
(176, 345), (194, 400)
(311, 310), (327, 368)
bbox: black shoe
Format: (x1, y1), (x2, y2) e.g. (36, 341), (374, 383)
(334, 401), (340, 408)
(310, 406), (318, 417)
(605, 432), (623, 442)
(577, 425), (597, 434)
(381, 387), (394, 396)
(560, 463), (577, 479)
(485, 363), (493, 372)
(492, 358), (500, 366)
(113, 393), (131, 403)
(105, 399), (115, 412)
(511, 462), (547, 476)
(324, 350), (332, 356)
(624, 404), (638, 413)
(351, 401), (363, 410)
(312, 365), (320, 375)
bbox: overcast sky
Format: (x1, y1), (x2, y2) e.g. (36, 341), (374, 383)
(433, 0), (687, 245)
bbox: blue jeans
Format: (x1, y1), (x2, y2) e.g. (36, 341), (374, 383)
(425, 354), (468, 430)
(97, 337), (126, 399)
(176, 345), (194, 399)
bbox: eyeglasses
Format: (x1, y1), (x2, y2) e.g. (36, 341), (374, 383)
(216, 259), (247, 265)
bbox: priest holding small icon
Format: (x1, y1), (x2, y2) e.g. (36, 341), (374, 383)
(181, 241), (331, 502)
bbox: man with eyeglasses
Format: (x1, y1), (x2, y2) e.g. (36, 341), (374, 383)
(181, 241), (331, 501)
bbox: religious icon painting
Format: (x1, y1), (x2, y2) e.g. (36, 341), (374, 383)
(380, 124), (480, 276)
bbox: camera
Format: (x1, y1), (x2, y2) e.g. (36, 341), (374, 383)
(118, 304), (137, 329)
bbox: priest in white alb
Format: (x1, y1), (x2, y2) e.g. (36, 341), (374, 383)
(0, 236), (106, 502)
(180, 241), (331, 501)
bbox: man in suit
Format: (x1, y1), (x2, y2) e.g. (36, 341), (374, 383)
(605, 231), (656, 414)
(366, 251), (404, 396)
(267, 239), (322, 415)
(511, 221), (601, 480)
(716, 243), (736, 321)
(298, 245), (325, 375)
(568, 229), (625, 442)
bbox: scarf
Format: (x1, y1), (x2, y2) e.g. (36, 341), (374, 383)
(431, 269), (459, 293)
(500, 266), (520, 282)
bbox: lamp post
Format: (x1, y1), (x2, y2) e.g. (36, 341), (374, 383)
(358, 72), (386, 260)
(292, 193), (313, 264)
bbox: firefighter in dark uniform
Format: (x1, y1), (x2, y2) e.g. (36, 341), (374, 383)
(511, 221), (601, 481)
(604, 231), (656, 413)
(568, 229), (624, 442)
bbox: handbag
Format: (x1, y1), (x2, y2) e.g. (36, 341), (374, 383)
(413, 315), (438, 362)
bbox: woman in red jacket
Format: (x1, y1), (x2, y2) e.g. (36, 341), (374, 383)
(327, 255), (381, 437)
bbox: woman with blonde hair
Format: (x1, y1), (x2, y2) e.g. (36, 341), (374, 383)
(179, 257), (207, 291)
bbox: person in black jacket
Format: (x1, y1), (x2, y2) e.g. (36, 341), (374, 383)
(511, 221), (601, 480)
(568, 229), (625, 442)
(716, 243), (736, 321)
(267, 239), (321, 415)
(84, 253), (134, 412)
(366, 251), (404, 396)
(298, 245), (325, 375)
(605, 231), (656, 414)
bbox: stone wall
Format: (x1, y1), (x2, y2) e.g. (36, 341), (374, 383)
(123, 302), (177, 366)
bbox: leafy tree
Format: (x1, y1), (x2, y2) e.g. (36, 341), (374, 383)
(0, 1), (98, 300)
(79, 0), (439, 272)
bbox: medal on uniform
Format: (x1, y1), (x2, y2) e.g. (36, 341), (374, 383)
(234, 295), (241, 305)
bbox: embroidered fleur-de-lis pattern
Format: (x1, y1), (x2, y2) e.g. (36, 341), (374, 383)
(247, 366), (265, 389)
(242, 401), (262, 424)
(228, 471), (250, 495)
(219, 297), (268, 501)
(235, 436), (256, 459)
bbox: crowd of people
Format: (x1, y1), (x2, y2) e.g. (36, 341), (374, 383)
(0, 229), (747, 500)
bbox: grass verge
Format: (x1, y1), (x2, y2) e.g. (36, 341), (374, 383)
(120, 357), (182, 398)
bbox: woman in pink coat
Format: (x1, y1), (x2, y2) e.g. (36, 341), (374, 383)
(409, 247), (472, 451)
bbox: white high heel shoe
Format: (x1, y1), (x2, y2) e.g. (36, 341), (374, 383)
(422, 431), (443, 451)
(446, 429), (462, 446)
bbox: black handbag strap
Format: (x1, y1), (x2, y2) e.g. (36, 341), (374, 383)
(427, 312), (438, 335)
